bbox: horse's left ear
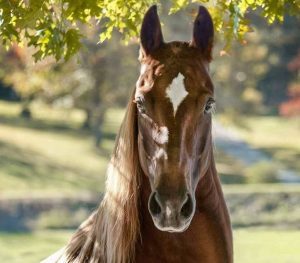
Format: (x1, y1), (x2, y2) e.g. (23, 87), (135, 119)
(140, 5), (164, 56)
(190, 6), (214, 61)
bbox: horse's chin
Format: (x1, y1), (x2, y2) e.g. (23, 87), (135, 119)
(152, 220), (191, 233)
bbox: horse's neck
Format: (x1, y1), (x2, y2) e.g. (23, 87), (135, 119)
(136, 156), (233, 263)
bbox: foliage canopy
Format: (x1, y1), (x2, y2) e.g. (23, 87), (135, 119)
(0, 0), (299, 61)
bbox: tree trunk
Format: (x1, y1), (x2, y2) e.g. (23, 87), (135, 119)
(82, 109), (92, 130)
(93, 106), (106, 148)
(20, 101), (31, 119)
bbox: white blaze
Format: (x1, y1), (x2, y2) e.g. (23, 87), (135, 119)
(166, 73), (188, 116)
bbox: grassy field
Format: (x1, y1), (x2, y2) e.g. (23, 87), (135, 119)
(0, 101), (124, 195)
(1, 229), (300, 263)
(220, 115), (300, 172)
(234, 229), (300, 263)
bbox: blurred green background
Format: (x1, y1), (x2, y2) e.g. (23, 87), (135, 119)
(0, 2), (300, 263)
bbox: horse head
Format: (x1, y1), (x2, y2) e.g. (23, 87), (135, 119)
(135, 5), (215, 233)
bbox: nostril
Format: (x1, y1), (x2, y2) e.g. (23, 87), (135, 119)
(180, 193), (194, 218)
(149, 192), (162, 216)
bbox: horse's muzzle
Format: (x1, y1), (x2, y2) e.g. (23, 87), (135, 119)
(148, 191), (195, 233)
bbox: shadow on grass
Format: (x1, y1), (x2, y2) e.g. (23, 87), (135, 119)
(0, 139), (103, 231)
(215, 148), (247, 184)
(219, 174), (246, 184)
(258, 146), (300, 172)
(0, 199), (98, 232)
(0, 114), (117, 142)
(0, 140), (104, 192)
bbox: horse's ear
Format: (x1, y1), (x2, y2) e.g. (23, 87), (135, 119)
(140, 5), (163, 55)
(191, 6), (214, 61)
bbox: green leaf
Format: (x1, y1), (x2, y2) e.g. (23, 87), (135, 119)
(0, 0), (299, 61)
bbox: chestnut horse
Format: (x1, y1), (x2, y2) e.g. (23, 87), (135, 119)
(42, 5), (233, 263)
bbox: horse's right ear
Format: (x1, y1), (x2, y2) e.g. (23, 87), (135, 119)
(190, 6), (214, 61)
(140, 5), (163, 56)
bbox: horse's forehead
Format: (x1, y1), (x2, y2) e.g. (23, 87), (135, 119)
(137, 42), (213, 103)
(169, 41), (187, 54)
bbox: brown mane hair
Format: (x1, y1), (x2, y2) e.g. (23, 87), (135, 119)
(65, 89), (141, 263)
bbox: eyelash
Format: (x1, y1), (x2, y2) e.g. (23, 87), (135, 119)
(204, 98), (215, 114)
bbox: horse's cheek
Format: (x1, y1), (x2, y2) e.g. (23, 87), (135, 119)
(137, 137), (152, 178)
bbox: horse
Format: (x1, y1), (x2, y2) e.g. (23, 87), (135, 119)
(42, 5), (233, 263)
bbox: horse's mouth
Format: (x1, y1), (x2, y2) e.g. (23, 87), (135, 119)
(152, 218), (192, 233)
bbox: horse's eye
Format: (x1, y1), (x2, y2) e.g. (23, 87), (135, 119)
(204, 98), (215, 114)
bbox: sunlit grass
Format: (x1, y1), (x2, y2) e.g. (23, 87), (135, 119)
(221, 115), (300, 172)
(237, 116), (300, 151)
(0, 230), (72, 263)
(0, 122), (107, 193)
(223, 183), (300, 194)
(0, 101), (125, 195)
(1, 229), (300, 263)
(234, 229), (300, 263)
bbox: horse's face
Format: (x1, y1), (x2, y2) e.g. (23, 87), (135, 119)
(136, 6), (214, 233)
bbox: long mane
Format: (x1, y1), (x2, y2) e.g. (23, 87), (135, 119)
(65, 89), (142, 263)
